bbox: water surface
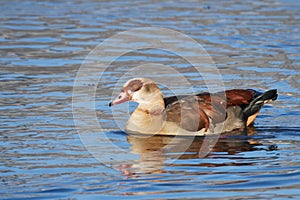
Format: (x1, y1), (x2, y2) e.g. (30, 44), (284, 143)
(1, 0), (300, 199)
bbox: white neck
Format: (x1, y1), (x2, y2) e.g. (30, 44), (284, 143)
(126, 91), (165, 134)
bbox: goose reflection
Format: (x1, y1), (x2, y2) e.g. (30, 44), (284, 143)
(119, 127), (277, 176)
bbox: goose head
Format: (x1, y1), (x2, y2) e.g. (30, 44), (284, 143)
(109, 78), (164, 107)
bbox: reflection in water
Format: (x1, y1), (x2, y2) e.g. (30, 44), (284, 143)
(120, 127), (277, 176)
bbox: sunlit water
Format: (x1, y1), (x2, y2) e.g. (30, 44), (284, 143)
(1, 0), (300, 199)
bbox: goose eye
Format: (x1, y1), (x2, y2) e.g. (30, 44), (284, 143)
(128, 80), (142, 92)
(131, 84), (140, 91)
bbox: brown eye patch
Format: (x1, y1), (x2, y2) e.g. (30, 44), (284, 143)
(125, 79), (143, 92)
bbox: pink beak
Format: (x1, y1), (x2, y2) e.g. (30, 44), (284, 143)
(109, 91), (130, 106)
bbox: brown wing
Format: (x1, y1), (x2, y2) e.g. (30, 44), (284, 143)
(164, 97), (210, 132)
(222, 89), (256, 107)
(164, 95), (227, 132)
(164, 89), (257, 132)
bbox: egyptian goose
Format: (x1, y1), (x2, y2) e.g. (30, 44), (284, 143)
(109, 78), (277, 136)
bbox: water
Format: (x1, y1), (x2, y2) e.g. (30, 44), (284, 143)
(1, 0), (300, 199)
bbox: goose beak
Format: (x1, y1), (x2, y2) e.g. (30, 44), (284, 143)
(109, 91), (130, 106)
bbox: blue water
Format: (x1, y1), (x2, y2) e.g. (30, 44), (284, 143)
(1, 0), (300, 199)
